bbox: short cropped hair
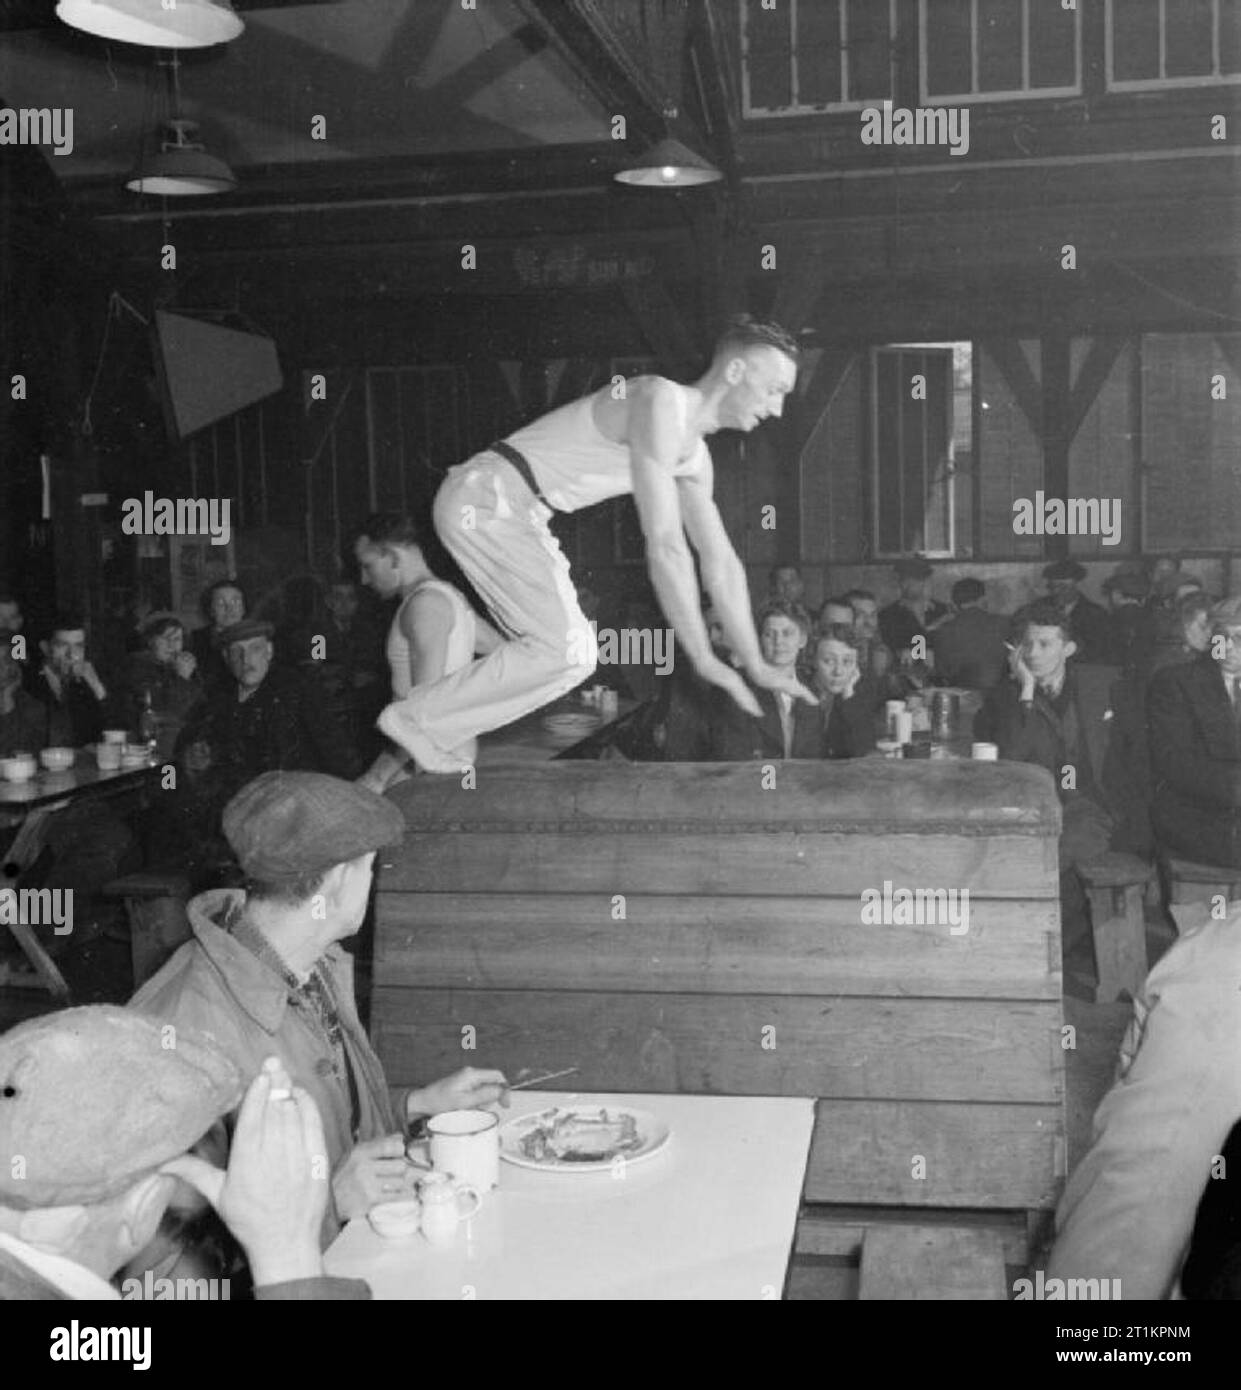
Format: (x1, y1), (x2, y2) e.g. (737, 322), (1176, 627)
(200, 578), (247, 621)
(1178, 591), (1211, 626)
(757, 597), (812, 636)
(1015, 601), (1072, 643)
(245, 866), (331, 907)
(358, 513), (423, 552)
(816, 623), (861, 654)
(142, 614), (184, 644)
(714, 314), (800, 363)
(47, 613), (87, 639)
(1210, 595), (1241, 632)
(842, 588), (877, 607)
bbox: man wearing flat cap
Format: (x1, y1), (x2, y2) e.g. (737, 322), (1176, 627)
(0, 1007), (367, 1299)
(161, 619), (365, 887)
(878, 558), (950, 671)
(1042, 559), (1110, 663)
(131, 771), (507, 1249)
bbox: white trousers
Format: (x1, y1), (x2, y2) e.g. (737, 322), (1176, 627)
(394, 453), (598, 754)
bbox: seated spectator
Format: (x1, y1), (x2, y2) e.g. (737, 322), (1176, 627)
(702, 599), (822, 760)
(976, 604), (1115, 982)
(189, 580), (247, 696)
(125, 616), (204, 759)
(975, 603), (1114, 871)
(162, 620), (363, 886)
(0, 1008), (368, 1299)
(654, 603), (736, 761)
(816, 597), (855, 631)
(320, 580), (386, 694)
(274, 575), (330, 671)
(1149, 590), (1211, 677)
(0, 591), (23, 634)
(768, 564), (806, 607)
(878, 559), (950, 657)
(131, 772), (509, 1251)
(1146, 596), (1241, 869)
(1048, 899), (1241, 1299)
(0, 631), (68, 756)
(931, 578), (1010, 690)
(26, 614), (118, 747)
(1100, 568), (1155, 675)
(1146, 554), (1183, 611)
(842, 588), (898, 702)
(809, 625), (876, 759)
(1042, 560), (1111, 663)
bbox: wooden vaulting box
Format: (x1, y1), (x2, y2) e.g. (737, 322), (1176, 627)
(374, 760), (1066, 1216)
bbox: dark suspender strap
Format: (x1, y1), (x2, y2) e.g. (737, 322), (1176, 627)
(489, 439), (556, 511)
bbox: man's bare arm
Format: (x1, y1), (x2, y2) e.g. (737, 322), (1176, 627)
(674, 461), (764, 674)
(361, 590), (455, 791)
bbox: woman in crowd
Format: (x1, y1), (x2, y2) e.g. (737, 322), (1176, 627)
(126, 615), (204, 759)
(810, 624), (876, 759)
(190, 580), (247, 694)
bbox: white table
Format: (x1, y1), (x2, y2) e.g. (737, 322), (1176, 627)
(324, 1091), (815, 1300)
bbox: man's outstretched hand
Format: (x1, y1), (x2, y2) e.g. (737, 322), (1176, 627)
(748, 662), (819, 706)
(697, 657), (763, 717)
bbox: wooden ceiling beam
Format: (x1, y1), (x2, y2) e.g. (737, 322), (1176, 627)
(515, 0), (670, 147)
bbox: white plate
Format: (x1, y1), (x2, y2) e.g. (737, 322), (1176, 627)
(500, 1105), (670, 1173)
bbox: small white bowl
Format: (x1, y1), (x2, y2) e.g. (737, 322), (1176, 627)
(1, 755), (37, 783)
(368, 1199), (422, 1241)
(39, 747), (75, 773)
(122, 744), (151, 761)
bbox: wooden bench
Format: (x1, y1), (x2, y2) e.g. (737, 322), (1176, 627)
(103, 871), (191, 989)
(1077, 852), (1155, 1002)
(858, 1224), (1009, 1300)
(1160, 854), (1241, 911)
(374, 760), (1066, 1275)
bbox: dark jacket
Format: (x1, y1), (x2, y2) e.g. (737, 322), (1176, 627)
(1063, 595), (1112, 665)
(705, 682), (874, 761)
(177, 664), (363, 803)
(931, 607), (1010, 690)
(0, 689), (70, 756)
(1146, 654), (1241, 868)
(878, 599), (950, 656)
(26, 669), (110, 746)
(125, 652), (204, 726)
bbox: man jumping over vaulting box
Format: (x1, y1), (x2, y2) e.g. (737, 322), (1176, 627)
(378, 315), (816, 773)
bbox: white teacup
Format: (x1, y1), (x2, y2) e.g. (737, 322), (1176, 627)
(1, 754), (36, 783)
(95, 742), (122, 771)
(368, 1198), (422, 1241)
(427, 1108), (500, 1192)
(101, 729), (128, 745)
(971, 742), (999, 761)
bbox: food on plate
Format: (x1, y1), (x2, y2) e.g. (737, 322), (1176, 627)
(518, 1108), (643, 1163)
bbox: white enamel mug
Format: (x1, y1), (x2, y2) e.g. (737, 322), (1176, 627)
(427, 1108), (500, 1191)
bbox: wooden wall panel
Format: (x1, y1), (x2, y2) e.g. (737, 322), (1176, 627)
(373, 893), (1060, 999)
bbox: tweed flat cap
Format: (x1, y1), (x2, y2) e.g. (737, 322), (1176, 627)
(1042, 559), (1087, 582)
(214, 617), (274, 649)
(1103, 570), (1148, 599)
(894, 558), (933, 580)
(0, 1006), (240, 1210)
(223, 770), (405, 883)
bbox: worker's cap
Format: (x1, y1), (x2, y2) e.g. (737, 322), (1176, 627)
(223, 770), (405, 884)
(1042, 559), (1087, 582)
(215, 618), (274, 649)
(0, 1006), (240, 1210)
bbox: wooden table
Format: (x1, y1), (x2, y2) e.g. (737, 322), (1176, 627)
(1, 750), (161, 997)
(478, 695), (637, 765)
(324, 1090), (814, 1300)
